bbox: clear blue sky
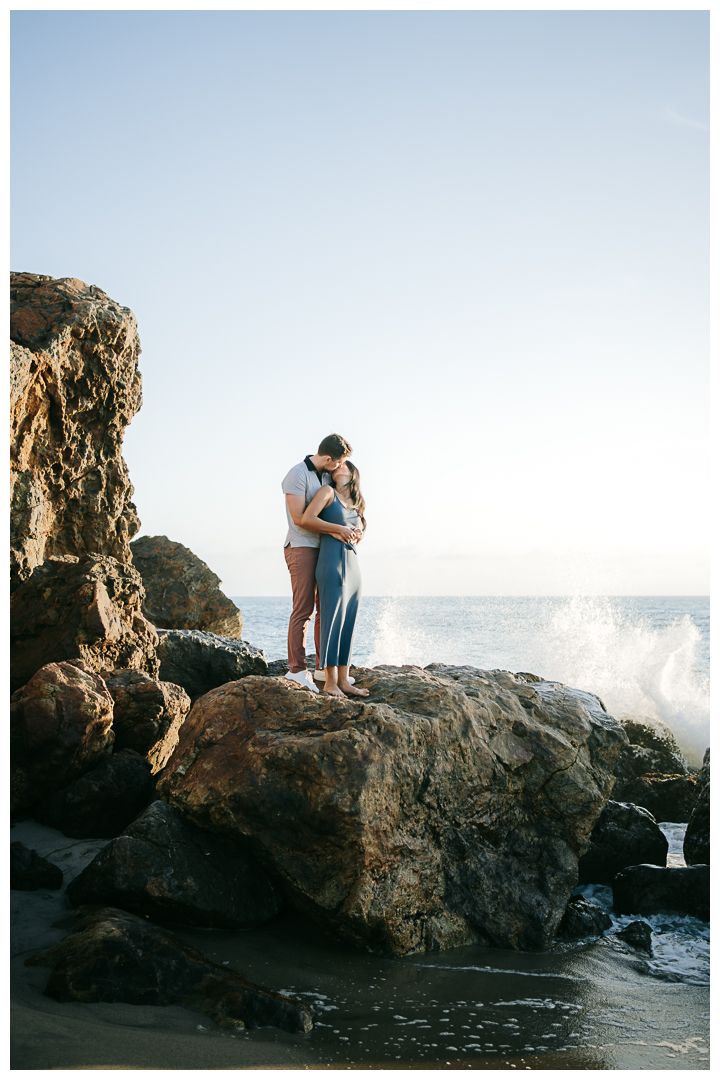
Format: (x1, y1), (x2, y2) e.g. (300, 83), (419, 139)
(11, 10), (709, 595)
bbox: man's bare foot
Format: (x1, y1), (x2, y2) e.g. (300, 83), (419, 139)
(338, 683), (369, 697)
(322, 686), (347, 698)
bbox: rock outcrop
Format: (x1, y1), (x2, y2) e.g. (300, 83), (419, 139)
(33, 749), (155, 839)
(684, 752), (709, 866)
(11, 661), (114, 813)
(26, 905), (313, 1032)
(577, 801), (668, 885)
(612, 773), (698, 823)
(10, 273), (142, 590)
(155, 629), (267, 699)
(100, 668), (190, 773)
(10, 555), (158, 694)
(616, 717), (689, 776)
(66, 800), (285, 929)
(130, 535), (243, 637)
(613, 864), (710, 921)
(158, 664), (627, 955)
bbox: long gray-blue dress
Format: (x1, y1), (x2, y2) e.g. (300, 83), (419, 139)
(316, 493), (362, 668)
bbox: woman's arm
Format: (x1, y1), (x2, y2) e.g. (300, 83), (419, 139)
(298, 486), (358, 543)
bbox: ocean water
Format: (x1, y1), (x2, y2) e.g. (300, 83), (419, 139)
(232, 594), (710, 766)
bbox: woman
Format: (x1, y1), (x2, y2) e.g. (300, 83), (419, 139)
(300, 461), (369, 698)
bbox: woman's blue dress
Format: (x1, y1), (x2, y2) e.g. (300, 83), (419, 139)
(316, 493), (362, 668)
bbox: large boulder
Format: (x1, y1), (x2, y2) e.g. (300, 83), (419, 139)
(684, 760), (709, 866)
(158, 664), (627, 954)
(26, 905), (313, 1032)
(130, 534), (243, 638)
(11, 661), (114, 813)
(155, 629), (267, 699)
(10, 555), (159, 694)
(10, 842), (63, 891)
(10, 273), (142, 591)
(100, 668), (190, 773)
(66, 800), (284, 929)
(612, 773), (699, 823)
(33, 749), (155, 839)
(577, 801), (668, 885)
(613, 864), (710, 921)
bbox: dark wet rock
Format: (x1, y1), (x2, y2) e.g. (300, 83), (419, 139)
(612, 773), (699, 823)
(618, 718), (689, 775)
(100, 668), (190, 773)
(66, 800), (284, 929)
(158, 664), (627, 954)
(33, 749), (154, 839)
(10, 842), (63, 891)
(26, 905), (313, 1032)
(694, 747), (710, 791)
(10, 661), (114, 813)
(10, 555), (158, 694)
(613, 864), (710, 921)
(684, 783), (709, 866)
(577, 801), (668, 885)
(155, 629), (267, 699)
(266, 658), (290, 677)
(130, 534), (243, 638)
(10, 273), (142, 591)
(556, 896), (612, 939)
(614, 920), (653, 955)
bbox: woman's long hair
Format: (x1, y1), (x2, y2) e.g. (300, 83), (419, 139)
(335, 460), (366, 530)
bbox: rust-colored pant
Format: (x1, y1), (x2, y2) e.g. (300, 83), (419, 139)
(284, 545), (321, 673)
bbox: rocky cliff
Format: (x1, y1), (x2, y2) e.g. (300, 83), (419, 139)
(10, 273), (142, 590)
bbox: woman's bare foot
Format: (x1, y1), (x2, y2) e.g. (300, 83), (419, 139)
(322, 685), (347, 698)
(338, 682), (369, 697)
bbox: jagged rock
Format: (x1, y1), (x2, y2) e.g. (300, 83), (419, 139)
(10, 273), (143, 591)
(684, 782), (709, 866)
(615, 920), (653, 954)
(130, 535), (243, 638)
(556, 896), (612, 939)
(26, 905), (313, 1032)
(612, 773), (699, 823)
(619, 718), (689, 774)
(613, 864), (710, 921)
(100, 668), (190, 773)
(695, 747), (710, 790)
(577, 801), (668, 885)
(158, 664), (627, 954)
(155, 629), (267, 699)
(10, 842), (63, 891)
(10, 661), (114, 813)
(66, 800), (284, 929)
(10, 554), (158, 694)
(266, 658), (291, 677)
(33, 749), (154, 839)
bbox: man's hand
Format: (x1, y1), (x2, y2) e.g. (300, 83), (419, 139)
(331, 525), (357, 543)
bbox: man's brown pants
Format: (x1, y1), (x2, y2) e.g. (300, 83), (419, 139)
(284, 545), (321, 673)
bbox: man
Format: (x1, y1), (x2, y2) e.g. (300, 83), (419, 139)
(282, 434), (359, 692)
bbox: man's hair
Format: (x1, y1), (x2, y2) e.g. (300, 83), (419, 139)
(317, 433), (353, 460)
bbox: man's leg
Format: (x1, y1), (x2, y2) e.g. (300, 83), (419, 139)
(284, 545), (320, 673)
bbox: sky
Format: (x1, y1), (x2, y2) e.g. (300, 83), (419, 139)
(11, 8), (709, 596)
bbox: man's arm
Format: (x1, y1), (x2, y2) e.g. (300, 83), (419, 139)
(286, 492), (357, 544)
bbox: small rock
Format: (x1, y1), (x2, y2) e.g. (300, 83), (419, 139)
(33, 749), (154, 839)
(25, 905), (313, 1032)
(155, 629), (267, 699)
(557, 895), (612, 939)
(578, 801), (668, 885)
(66, 800), (284, 928)
(684, 783), (709, 866)
(615, 920), (653, 955)
(100, 668), (191, 773)
(10, 842), (63, 891)
(613, 864), (710, 921)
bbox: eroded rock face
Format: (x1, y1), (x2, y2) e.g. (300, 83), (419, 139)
(66, 800), (285, 929)
(26, 905), (313, 1032)
(612, 774), (698, 823)
(158, 664), (627, 955)
(10, 555), (158, 694)
(130, 535), (243, 638)
(155, 629), (267, 699)
(577, 801), (668, 886)
(100, 668), (190, 773)
(11, 661), (114, 813)
(10, 273), (143, 590)
(34, 749), (154, 839)
(613, 864), (709, 921)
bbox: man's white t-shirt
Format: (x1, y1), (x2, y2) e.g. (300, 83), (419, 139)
(281, 458), (330, 548)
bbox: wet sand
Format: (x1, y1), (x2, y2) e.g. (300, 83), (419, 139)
(11, 819), (710, 1071)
